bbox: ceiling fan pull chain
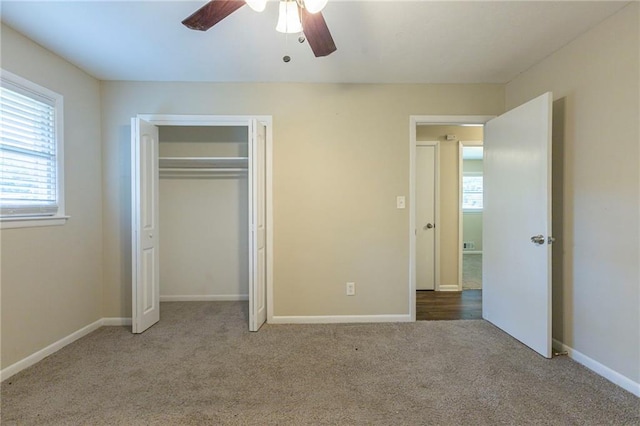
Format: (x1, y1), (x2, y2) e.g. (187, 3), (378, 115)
(283, 26), (293, 63)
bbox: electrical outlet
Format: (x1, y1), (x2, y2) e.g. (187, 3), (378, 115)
(396, 196), (406, 209)
(346, 282), (356, 296)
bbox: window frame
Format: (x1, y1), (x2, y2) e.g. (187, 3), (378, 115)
(0, 69), (67, 229)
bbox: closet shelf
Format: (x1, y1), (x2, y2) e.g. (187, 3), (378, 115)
(159, 157), (248, 178)
(159, 157), (248, 169)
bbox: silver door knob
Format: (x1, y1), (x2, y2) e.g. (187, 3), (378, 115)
(424, 223), (434, 229)
(530, 234), (545, 245)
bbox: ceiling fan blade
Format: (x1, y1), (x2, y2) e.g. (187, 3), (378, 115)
(182, 0), (246, 31)
(301, 9), (337, 57)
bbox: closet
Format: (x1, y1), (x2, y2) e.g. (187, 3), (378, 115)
(158, 126), (249, 302)
(131, 116), (269, 334)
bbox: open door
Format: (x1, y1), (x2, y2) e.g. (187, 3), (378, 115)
(248, 119), (267, 331)
(483, 92), (553, 358)
(131, 118), (160, 333)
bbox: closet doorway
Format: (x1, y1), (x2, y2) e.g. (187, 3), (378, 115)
(131, 115), (272, 334)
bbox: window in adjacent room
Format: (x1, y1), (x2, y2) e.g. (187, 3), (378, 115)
(462, 173), (483, 211)
(0, 69), (66, 228)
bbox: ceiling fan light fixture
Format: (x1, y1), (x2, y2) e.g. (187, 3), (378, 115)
(303, 0), (328, 14)
(245, 0), (267, 12)
(276, 0), (303, 34)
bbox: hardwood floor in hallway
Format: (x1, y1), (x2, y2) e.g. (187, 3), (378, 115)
(416, 289), (482, 320)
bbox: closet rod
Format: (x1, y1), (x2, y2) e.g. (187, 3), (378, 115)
(160, 168), (247, 172)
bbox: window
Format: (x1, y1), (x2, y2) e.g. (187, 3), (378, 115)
(462, 174), (483, 211)
(0, 70), (66, 228)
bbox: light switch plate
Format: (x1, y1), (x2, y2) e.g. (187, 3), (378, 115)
(396, 196), (406, 209)
(346, 282), (356, 296)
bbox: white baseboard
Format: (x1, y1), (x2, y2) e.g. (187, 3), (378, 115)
(269, 314), (412, 325)
(553, 338), (640, 397)
(102, 317), (132, 326)
(438, 284), (461, 292)
(160, 294), (249, 302)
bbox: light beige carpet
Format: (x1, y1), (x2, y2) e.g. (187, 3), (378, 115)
(1, 302), (638, 425)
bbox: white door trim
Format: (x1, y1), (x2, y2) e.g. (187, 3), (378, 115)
(137, 114), (272, 127)
(458, 140), (483, 291)
(409, 116), (494, 321)
(136, 114), (274, 326)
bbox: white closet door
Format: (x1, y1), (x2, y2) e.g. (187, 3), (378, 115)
(131, 118), (160, 333)
(248, 119), (267, 331)
(483, 92), (553, 358)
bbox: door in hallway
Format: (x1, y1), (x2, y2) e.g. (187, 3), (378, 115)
(416, 143), (437, 290)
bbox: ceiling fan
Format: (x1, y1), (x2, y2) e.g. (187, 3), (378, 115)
(182, 0), (337, 58)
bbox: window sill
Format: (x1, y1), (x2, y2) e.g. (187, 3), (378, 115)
(462, 210), (483, 214)
(0, 215), (70, 229)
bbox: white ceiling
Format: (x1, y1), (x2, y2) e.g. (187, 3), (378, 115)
(0, 0), (629, 83)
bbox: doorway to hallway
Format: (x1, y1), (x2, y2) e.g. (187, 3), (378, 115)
(416, 290), (482, 320)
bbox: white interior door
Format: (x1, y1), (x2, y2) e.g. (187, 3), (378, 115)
(131, 118), (160, 333)
(248, 119), (267, 331)
(483, 92), (553, 358)
(416, 143), (436, 290)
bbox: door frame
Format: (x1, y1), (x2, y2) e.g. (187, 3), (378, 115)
(458, 139), (484, 291)
(136, 114), (274, 325)
(409, 116), (494, 321)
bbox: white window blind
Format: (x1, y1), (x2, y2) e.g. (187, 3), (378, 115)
(1, 77), (60, 217)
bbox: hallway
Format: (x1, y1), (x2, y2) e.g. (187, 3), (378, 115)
(416, 290), (482, 320)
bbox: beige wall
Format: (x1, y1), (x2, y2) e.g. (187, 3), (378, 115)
(506, 3), (639, 383)
(462, 213), (482, 252)
(463, 159), (483, 174)
(416, 125), (483, 286)
(0, 24), (103, 368)
(101, 83), (504, 317)
(158, 126), (249, 299)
